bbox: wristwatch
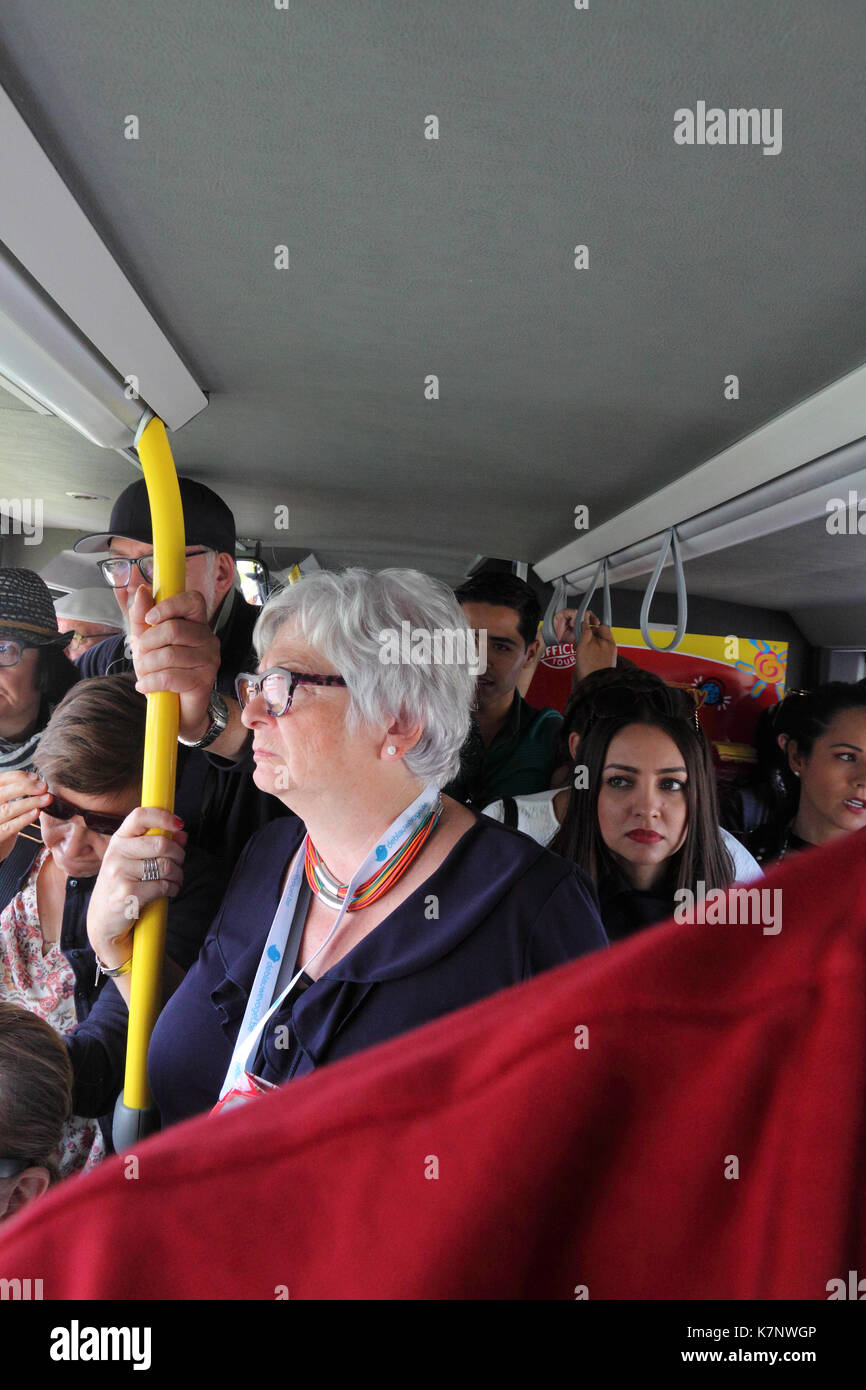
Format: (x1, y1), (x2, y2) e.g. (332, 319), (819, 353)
(178, 691), (229, 750)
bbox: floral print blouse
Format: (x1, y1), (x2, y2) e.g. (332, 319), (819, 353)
(0, 846), (105, 1177)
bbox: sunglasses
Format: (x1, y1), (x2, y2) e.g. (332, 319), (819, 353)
(235, 667), (347, 718)
(41, 790), (128, 835)
(97, 548), (210, 588)
(584, 685), (702, 735)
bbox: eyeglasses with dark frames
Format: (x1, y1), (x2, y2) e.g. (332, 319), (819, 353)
(0, 640), (31, 667)
(235, 667), (347, 718)
(40, 790), (128, 835)
(97, 548), (211, 588)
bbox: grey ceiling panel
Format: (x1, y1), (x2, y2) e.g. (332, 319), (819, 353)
(0, 1), (864, 602)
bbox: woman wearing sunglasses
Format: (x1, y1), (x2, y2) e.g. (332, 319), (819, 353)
(104, 568), (606, 1128)
(0, 675), (226, 1176)
(484, 667), (762, 889)
(544, 679), (740, 942)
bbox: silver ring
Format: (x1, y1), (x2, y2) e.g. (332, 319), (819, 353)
(140, 858), (161, 883)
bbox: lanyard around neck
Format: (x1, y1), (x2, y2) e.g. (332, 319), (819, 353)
(218, 780), (441, 1098)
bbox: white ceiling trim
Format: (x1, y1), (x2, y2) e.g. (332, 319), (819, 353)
(535, 361), (866, 585)
(0, 83), (206, 434)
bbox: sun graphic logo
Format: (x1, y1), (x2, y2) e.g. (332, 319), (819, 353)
(733, 640), (786, 700)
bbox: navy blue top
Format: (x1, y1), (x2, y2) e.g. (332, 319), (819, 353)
(148, 813), (607, 1126)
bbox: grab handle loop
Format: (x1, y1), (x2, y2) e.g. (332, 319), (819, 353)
(639, 528), (688, 652)
(541, 576), (570, 648)
(576, 557), (612, 630)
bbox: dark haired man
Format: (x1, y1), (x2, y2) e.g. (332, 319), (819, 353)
(446, 573), (564, 807)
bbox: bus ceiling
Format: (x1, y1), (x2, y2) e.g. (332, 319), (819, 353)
(0, 4), (864, 621)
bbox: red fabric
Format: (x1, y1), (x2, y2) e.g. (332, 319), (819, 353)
(1, 834), (864, 1299)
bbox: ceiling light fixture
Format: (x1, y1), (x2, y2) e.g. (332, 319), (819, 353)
(0, 82), (206, 453)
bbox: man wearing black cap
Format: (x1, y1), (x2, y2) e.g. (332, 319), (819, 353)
(74, 476), (247, 677)
(74, 477), (286, 867)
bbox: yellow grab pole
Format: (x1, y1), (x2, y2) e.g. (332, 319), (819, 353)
(112, 415), (185, 1148)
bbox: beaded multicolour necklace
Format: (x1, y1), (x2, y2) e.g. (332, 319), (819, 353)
(304, 797), (443, 911)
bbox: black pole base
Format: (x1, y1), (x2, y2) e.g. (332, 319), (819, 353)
(112, 1092), (161, 1152)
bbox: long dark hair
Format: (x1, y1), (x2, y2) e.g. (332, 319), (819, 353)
(552, 665), (706, 793)
(35, 643), (79, 707)
(752, 682), (866, 860)
(551, 700), (732, 894)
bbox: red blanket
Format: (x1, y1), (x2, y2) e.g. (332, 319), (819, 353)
(1, 834), (863, 1299)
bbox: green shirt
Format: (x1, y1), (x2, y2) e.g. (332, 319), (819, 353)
(444, 693), (563, 808)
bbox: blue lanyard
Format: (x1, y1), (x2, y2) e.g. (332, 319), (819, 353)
(219, 780), (441, 1098)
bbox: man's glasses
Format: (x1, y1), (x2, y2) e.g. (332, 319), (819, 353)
(0, 640), (30, 667)
(40, 790), (128, 835)
(66, 632), (111, 649)
(0, 1157), (39, 1179)
(235, 668), (347, 718)
(97, 548), (210, 588)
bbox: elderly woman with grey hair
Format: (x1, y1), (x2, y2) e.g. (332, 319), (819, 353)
(91, 568), (606, 1127)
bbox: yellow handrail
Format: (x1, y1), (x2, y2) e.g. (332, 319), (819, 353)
(115, 416), (184, 1135)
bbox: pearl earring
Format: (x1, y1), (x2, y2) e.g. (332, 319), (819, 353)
(387, 745), (397, 756)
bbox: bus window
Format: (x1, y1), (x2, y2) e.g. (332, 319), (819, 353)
(236, 557), (269, 607)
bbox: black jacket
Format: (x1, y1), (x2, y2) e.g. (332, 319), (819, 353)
(597, 861), (678, 944)
(0, 830), (228, 1151)
(77, 589), (289, 869)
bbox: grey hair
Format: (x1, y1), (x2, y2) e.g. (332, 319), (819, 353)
(253, 568), (474, 786)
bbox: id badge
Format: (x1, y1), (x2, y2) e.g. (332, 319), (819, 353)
(211, 1070), (279, 1116)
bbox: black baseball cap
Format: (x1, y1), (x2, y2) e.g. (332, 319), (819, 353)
(74, 477), (236, 557)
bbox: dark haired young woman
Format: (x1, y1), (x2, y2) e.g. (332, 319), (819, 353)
(746, 683), (866, 865)
(546, 687), (738, 942)
(484, 669), (762, 897)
